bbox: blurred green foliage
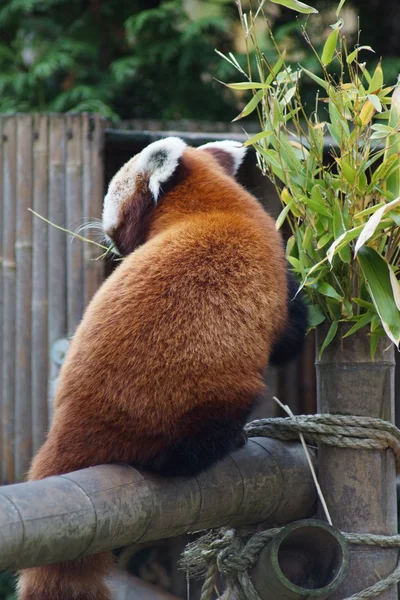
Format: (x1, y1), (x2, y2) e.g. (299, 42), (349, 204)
(0, 0), (239, 120)
(0, 0), (398, 122)
(0, 572), (16, 600)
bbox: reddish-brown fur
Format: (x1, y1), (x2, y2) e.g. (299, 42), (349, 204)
(17, 146), (288, 599)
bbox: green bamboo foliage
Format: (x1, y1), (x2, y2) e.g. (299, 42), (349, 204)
(224, 0), (400, 356)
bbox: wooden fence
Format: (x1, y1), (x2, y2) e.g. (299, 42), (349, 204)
(0, 114), (106, 483)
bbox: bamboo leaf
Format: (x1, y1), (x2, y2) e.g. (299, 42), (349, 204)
(327, 225), (363, 264)
(232, 90), (264, 122)
(342, 312), (374, 338)
(308, 304), (326, 327)
(357, 247), (400, 346)
(244, 130), (273, 146)
(265, 51), (287, 86)
(269, 0), (318, 14)
(318, 320), (339, 359)
(223, 81), (270, 90)
(276, 202), (293, 230)
(321, 27), (339, 66)
(389, 267), (400, 311)
(317, 282), (343, 301)
(354, 197), (400, 256)
(301, 67), (329, 91)
(367, 93), (382, 113)
(346, 45), (375, 65)
(368, 62), (383, 93)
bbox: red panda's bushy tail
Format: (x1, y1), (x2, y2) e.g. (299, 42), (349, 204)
(17, 553), (113, 600)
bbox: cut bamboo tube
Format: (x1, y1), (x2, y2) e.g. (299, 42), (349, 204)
(316, 324), (397, 599)
(0, 438), (316, 571)
(47, 116), (67, 422)
(31, 114), (49, 455)
(2, 116), (17, 483)
(15, 114), (34, 481)
(66, 114), (84, 335)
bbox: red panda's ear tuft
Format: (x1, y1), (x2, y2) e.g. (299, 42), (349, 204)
(197, 140), (247, 177)
(103, 137), (186, 254)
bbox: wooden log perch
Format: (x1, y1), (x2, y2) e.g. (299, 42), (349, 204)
(0, 437), (316, 572)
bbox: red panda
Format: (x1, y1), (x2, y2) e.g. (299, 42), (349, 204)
(17, 138), (307, 600)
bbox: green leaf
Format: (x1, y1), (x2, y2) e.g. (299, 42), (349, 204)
(354, 197), (400, 256)
(317, 282), (343, 301)
(308, 304), (326, 327)
(346, 45), (375, 65)
(352, 297), (375, 310)
(287, 256), (302, 271)
(244, 130), (273, 146)
(368, 62), (383, 93)
(342, 312), (374, 338)
(232, 90), (263, 122)
(223, 81), (270, 90)
(367, 93), (382, 113)
(265, 51), (287, 86)
(269, 0), (318, 14)
(357, 247), (400, 346)
(321, 27), (339, 66)
(276, 201), (293, 230)
(301, 67), (329, 91)
(318, 320), (339, 359)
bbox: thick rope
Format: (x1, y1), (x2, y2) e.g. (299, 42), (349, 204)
(245, 415), (400, 472)
(182, 415), (400, 600)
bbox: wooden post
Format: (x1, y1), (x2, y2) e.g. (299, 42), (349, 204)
(1, 116), (17, 483)
(47, 116), (67, 421)
(15, 114), (34, 480)
(66, 114), (84, 335)
(316, 324), (397, 598)
(31, 115), (49, 455)
(82, 114), (106, 306)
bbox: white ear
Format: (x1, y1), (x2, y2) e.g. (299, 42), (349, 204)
(197, 140), (247, 174)
(136, 137), (187, 200)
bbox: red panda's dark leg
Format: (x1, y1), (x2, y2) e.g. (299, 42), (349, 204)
(148, 402), (254, 477)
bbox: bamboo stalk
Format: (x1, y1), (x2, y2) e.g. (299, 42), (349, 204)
(0, 438), (316, 571)
(2, 116), (17, 483)
(82, 114), (106, 306)
(31, 114), (49, 455)
(0, 118), (3, 484)
(47, 116), (67, 422)
(15, 114), (34, 480)
(316, 324), (397, 599)
(66, 114), (84, 335)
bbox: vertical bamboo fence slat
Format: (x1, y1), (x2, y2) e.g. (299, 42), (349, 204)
(47, 115), (67, 422)
(82, 114), (106, 306)
(15, 114), (34, 480)
(0, 119), (3, 485)
(31, 114), (49, 455)
(66, 114), (84, 336)
(2, 117), (17, 483)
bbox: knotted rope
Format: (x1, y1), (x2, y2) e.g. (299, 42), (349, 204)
(181, 415), (400, 600)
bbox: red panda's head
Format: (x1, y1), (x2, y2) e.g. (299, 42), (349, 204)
(102, 137), (247, 256)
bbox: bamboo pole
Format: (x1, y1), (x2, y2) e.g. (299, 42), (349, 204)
(66, 114), (84, 335)
(0, 438), (316, 571)
(15, 114), (34, 480)
(316, 324), (397, 599)
(2, 116), (17, 483)
(31, 114), (49, 455)
(0, 117), (3, 484)
(47, 116), (67, 421)
(82, 114), (106, 306)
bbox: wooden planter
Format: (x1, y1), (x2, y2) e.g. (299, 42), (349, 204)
(316, 323), (397, 598)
